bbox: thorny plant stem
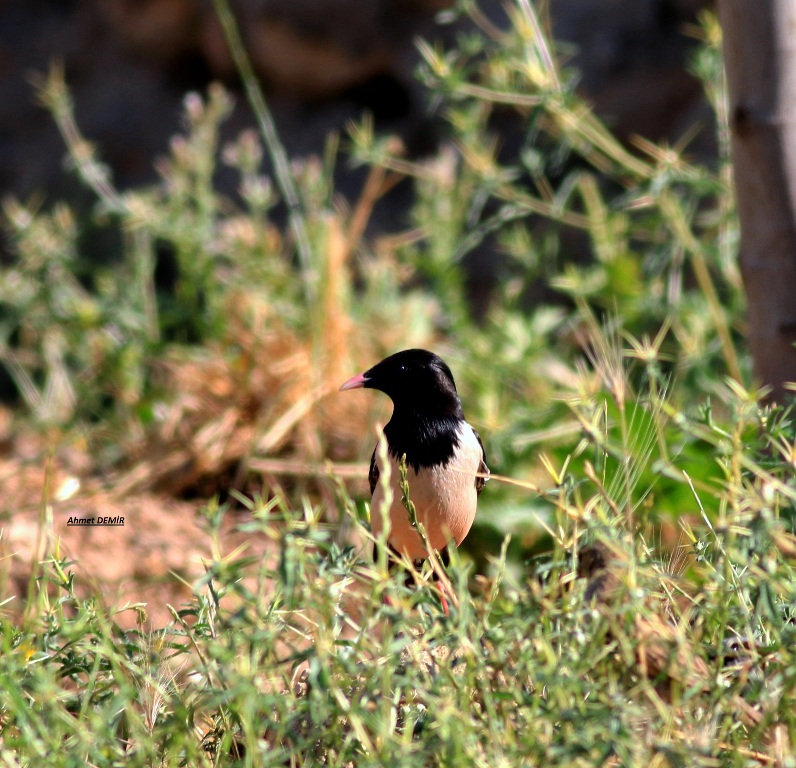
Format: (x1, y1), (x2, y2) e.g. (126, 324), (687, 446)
(40, 64), (125, 214)
(660, 192), (742, 383)
(398, 454), (453, 606)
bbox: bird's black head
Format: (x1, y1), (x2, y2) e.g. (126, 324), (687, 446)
(339, 349), (463, 418)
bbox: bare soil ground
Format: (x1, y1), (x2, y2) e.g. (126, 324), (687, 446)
(0, 426), (284, 629)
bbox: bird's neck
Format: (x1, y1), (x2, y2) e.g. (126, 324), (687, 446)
(384, 406), (463, 472)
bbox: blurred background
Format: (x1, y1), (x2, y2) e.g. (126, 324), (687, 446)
(0, 0), (734, 626)
(1, 0), (711, 227)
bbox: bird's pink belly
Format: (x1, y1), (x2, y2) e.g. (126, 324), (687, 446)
(371, 462), (477, 559)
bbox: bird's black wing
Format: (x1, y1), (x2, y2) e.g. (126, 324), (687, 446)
(473, 428), (490, 494)
(368, 446), (379, 496)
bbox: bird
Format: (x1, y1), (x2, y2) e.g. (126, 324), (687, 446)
(339, 349), (489, 573)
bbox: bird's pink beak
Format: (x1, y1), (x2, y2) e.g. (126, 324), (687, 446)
(339, 372), (370, 392)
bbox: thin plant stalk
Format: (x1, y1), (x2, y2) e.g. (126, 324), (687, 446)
(211, 0), (315, 307)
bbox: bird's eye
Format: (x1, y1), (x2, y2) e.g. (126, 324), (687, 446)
(398, 364), (407, 373)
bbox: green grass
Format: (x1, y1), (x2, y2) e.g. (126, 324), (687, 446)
(3, 407), (796, 766)
(1, 1), (796, 765)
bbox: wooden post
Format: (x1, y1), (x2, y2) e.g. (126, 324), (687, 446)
(718, 0), (796, 400)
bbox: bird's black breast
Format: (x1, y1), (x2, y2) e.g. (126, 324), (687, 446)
(384, 415), (462, 473)
(368, 415), (462, 495)
(368, 417), (489, 496)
